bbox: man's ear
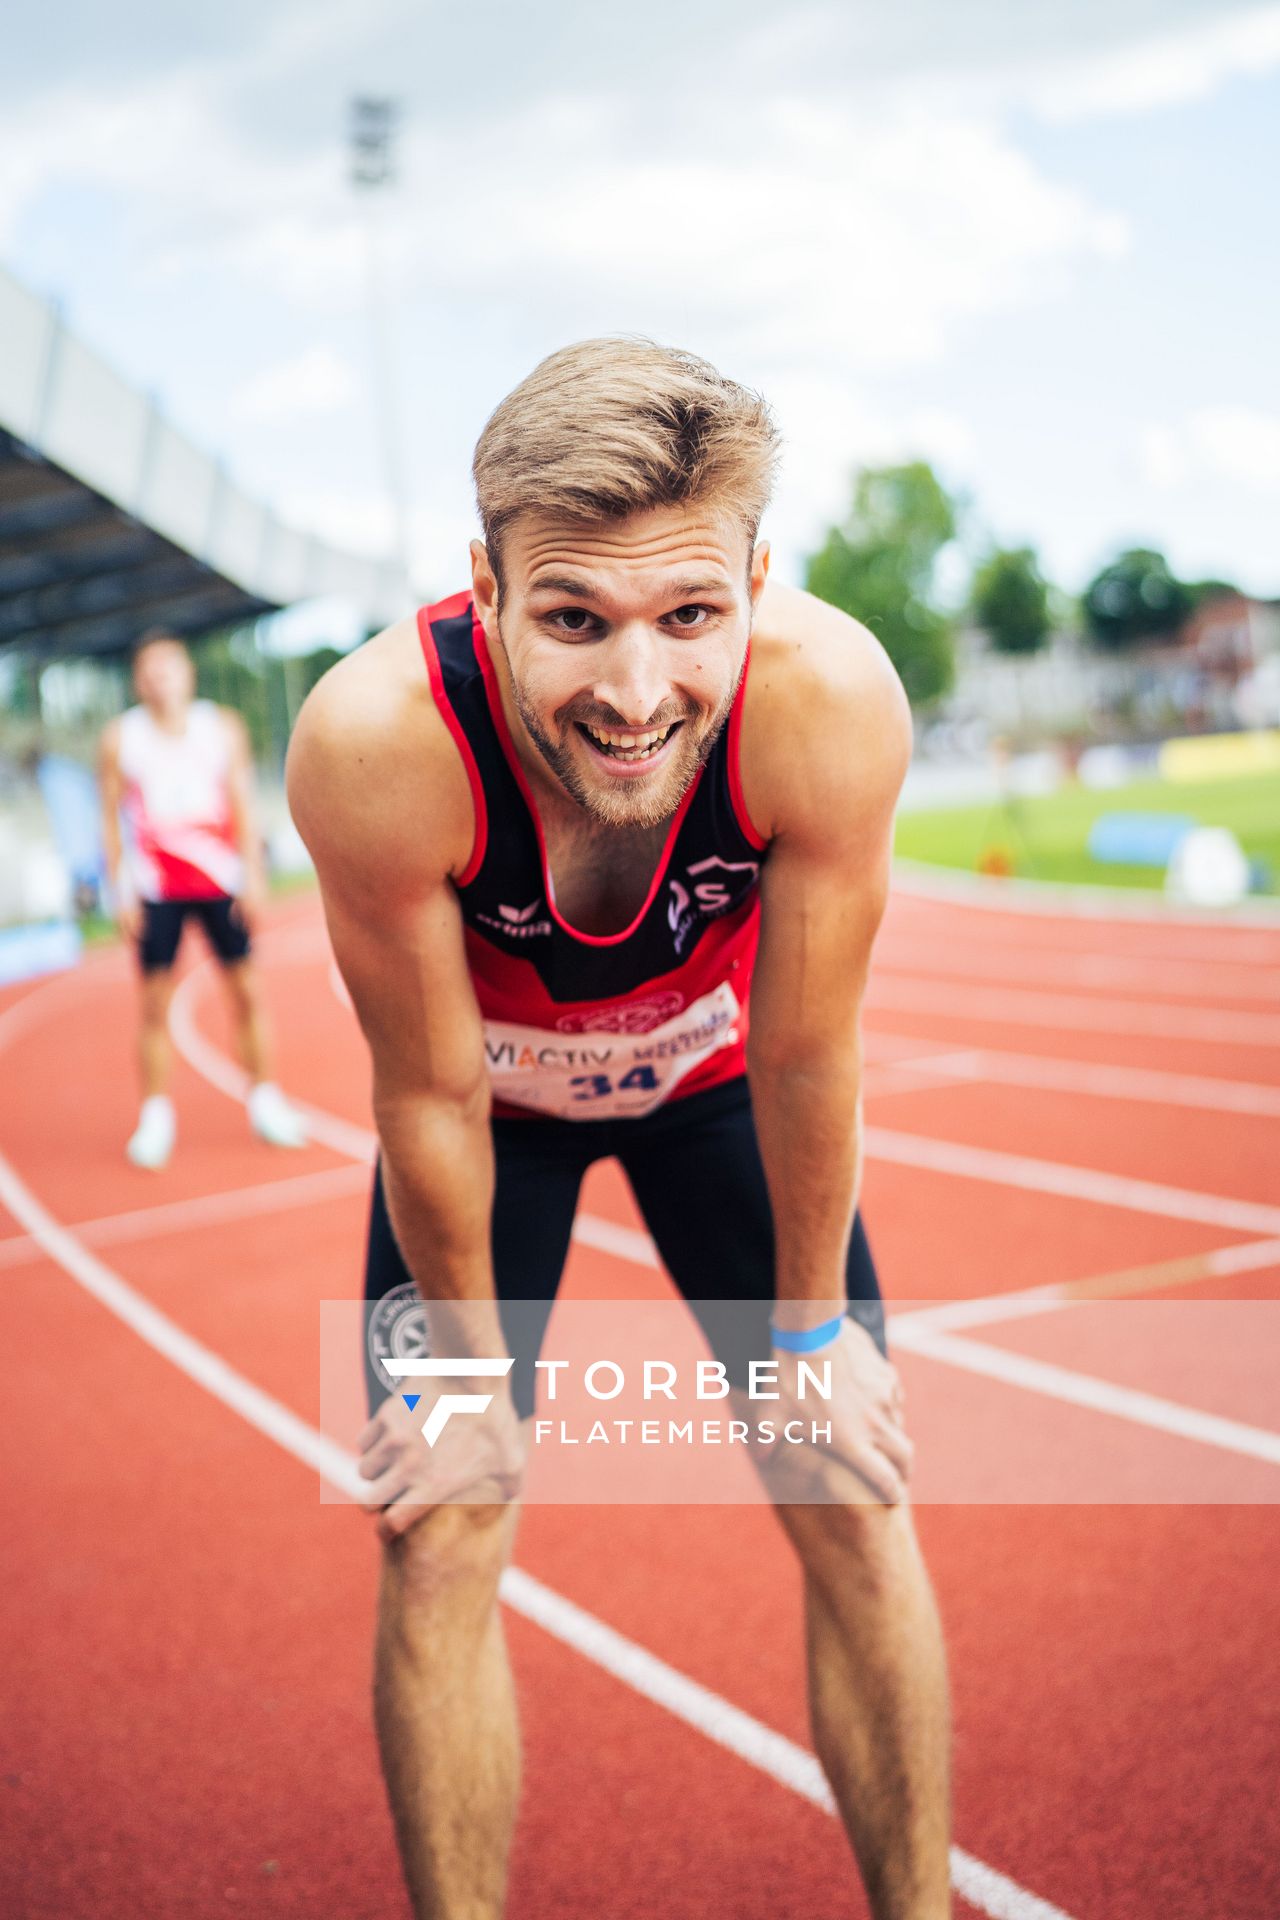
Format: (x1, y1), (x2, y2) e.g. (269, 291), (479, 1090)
(469, 540), (500, 637)
(749, 539), (771, 618)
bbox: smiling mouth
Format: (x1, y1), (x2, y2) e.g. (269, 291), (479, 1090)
(575, 720), (683, 765)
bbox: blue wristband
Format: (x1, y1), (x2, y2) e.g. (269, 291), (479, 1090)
(769, 1312), (847, 1354)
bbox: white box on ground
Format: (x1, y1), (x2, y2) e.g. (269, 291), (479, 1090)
(1165, 827), (1251, 907)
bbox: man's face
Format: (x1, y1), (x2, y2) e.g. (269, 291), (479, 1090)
(132, 640), (195, 712)
(473, 505), (768, 830)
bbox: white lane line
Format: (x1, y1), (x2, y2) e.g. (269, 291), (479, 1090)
(891, 860), (1280, 934)
(867, 973), (1280, 1047)
(862, 1059), (993, 1102)
(170, 967), (378, 1164)
(0, 1145), (365, 1498)
(890, 1320), (1280, 1467)
(504, 1570), (1077, 1920)
(880, 1047), (1280, 1121)
(0, 1163), (372, 1273)
(0, 999), (1076, 1920)
(873, 936), (1280, 1006)
(891, 1236), (1280, 1336)
(571, 1212), (662, 1268)
(172, 960), (656, 1268)
(866, 1126), (1280, 1239)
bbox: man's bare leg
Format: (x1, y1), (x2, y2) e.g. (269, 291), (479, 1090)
(374, 1500), (523, 1920)
(138, 969), (176, 1097)
(221, 958), (272, 1085)
(773, 1496), (952, 1920)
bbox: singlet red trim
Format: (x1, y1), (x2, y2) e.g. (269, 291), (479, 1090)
(416, 601), (488, 887)
(727, 637), (768, 852)
(470, 611), (704, 950)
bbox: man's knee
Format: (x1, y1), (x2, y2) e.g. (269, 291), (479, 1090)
(381, 1500), (517, 1621)
(776, 1493), (919, 1604)
(139, 972), (176, 1025)
(221, 958), (257, 1012)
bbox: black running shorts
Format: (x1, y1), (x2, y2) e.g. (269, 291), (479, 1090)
(138, 896), (252, 973)
(363, 1074), (888, 1420)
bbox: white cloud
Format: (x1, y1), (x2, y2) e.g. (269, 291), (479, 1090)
(1191, 405), (1280, 486)
(1139, 407), (1280, 491)
(231, 345), (358, 423)
(410, 102), (1128, 376)
(1139, 424), (1193, 490)
(0, 0), (1273, 600)
(1030, 3), (1280, 121)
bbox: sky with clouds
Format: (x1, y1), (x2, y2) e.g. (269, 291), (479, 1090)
(3, 0), (1278, 602)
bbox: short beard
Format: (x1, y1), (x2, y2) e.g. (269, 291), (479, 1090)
(508, 667), (741, 831)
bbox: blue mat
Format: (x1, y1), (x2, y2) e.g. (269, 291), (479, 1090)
(1086, 813), (1198, 867)
(0, 920), (82, 988)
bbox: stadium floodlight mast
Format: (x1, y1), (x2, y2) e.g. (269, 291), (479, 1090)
(349, 95), (413, 599)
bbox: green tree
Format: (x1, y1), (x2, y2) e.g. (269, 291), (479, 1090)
(970, 545), (1052, 655)
(804, 462), (958, 705)
(1082, 548), (1192, 649)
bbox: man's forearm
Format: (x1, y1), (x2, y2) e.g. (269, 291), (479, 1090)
(376, 1089), (506, 1358)
(748, 1051), (863, 1320)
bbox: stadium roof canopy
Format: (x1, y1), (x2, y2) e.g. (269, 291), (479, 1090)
(0, 264), (404, 659)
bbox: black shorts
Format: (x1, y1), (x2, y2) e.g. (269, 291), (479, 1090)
(138, 896), (251, 974)
(364, 1075), (888, 1420)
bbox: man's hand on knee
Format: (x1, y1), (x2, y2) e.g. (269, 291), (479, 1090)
(358, 1377), (527, 1542)
(762, 1321), (914, 1507)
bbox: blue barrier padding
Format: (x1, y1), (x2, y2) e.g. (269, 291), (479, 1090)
(1087, 813), (1198, 867)
(0, 920), (82, 988)
(35, 755), (105, 891)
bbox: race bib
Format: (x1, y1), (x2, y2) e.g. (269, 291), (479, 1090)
(483, 981), (741, 1120)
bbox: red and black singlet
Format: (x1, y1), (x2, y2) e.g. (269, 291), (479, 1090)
(418, 592), (769, 1121)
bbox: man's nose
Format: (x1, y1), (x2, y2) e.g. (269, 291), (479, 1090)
(592, 625), (670, 727)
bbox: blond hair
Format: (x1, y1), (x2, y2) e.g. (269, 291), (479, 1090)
(473, 337), (779, 584)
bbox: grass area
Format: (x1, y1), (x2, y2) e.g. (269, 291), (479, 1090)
(894, 771), (1280, 895)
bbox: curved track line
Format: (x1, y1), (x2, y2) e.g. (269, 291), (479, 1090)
(0, 970), (1075, 1920)
(890, 1319), (1280, 1467)
(867, 1126), (1280, 1238)
(892, 860), (1280, 929)
(175, 952), (662, 1266)
(0, 1162), (371, 1272)
(875, 935), (1280, 1004)
(869, 973), (1280, 1046)
(885, 1047), (1280, 1120)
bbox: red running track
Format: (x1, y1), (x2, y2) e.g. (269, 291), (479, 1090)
(1, 878), (1278, 1918)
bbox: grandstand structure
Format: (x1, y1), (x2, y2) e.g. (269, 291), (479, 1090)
(0, 263), (404, 659)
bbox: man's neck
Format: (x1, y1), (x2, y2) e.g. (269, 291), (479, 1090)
(144, 699), (191, 736)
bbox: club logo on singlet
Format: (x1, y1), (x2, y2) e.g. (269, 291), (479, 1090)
(554, 991), (686, 1036)
(476, 898), (553, 940)
(667, 856), (761, 955)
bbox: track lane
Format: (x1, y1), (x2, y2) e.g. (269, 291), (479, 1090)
(5, 888), (1279, 1918)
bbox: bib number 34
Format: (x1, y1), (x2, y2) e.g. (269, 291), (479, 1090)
(570, 1065), (660, 1102)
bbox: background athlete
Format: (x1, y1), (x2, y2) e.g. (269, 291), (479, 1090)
(99, 629), (306, 1168)
(288, 340), (952, 1919)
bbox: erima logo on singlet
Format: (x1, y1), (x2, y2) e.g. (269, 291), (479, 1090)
(668, 857), (761, 954)
(476, 900), (553, 939)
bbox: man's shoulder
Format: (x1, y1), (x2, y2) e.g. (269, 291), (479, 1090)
(286, 613), (474, 889)
(743, 584), (912, 843)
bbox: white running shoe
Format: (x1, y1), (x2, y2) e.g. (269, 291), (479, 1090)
(247, 1081), (308, 1149)
(126, 1096), (176, 1170)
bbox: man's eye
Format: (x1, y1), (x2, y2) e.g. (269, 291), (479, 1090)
(550, 609), (598, 634)
(669, 605), (710, 628)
